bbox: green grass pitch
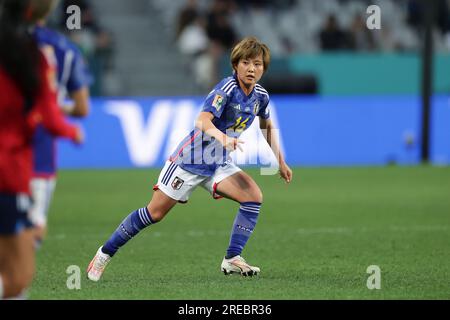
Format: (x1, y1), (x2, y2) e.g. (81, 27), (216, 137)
(29, 166), (450, 299)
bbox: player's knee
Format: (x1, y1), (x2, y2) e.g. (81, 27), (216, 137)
(146, 208), (166, 223)
(253, 194), (263, 205)
(147, 191), (176, 223)
(250, 188), (263, 204)
(241, 190), (263, 205)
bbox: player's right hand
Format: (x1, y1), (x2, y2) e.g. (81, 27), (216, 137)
(223, 137), (244, 152)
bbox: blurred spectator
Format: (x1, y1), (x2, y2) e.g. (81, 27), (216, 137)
(319, 14), (351, 51)
(192, 46), (216, 91)
(178, 15), (209, 57)
(176, 0), (200, 40)
(168, 0), (449, 56)
(280, 36), (296, 55)
(206, 0), (237, 85)
(374, 22), (420, 52)
(406, 0), (422, 30)
(349, 14), (377, 51)
(233, 0), (271, 11)
(56, 0), (116, 96)
(168, 0), (449, 86)
(436, 0), (450, 34)
(176, 3), (213, 91)
(206, 0), (237, 50)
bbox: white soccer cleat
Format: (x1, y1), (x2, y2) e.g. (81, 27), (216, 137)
(221, 255), (260, 277)
(87, 246), (111, 282)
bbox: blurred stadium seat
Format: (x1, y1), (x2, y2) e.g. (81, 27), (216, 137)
(48, 0), (450, 96)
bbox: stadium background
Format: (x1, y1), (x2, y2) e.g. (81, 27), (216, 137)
(30, 0), (449, 299)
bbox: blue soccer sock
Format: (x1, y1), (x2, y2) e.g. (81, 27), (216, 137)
(102, 207), (155, 257)
(226, 202), (261, 259)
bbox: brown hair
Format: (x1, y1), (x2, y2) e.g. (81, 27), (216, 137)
(0, 0), (41, 105)
(28, 0), (58, 23)
(230, 36), (271, 73)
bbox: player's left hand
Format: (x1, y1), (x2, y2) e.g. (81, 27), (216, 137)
(279, 163), (293, 184)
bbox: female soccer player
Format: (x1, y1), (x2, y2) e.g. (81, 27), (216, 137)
(0, 0), (82, 298)
(87, 37), (292, 281)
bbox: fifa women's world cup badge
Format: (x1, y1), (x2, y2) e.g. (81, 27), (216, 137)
(212, 94), (224, 112)
(171, 177), (185, 190)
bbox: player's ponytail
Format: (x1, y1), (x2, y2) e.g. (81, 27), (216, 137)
(0, 0), (41, 109)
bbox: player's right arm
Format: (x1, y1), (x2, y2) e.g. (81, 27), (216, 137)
(195, 112), (244, 151)
(195, 85), (244, 152)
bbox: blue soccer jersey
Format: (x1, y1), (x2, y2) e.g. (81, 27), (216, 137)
(32, 26), (91, 176)
(170, 75), (271, 176)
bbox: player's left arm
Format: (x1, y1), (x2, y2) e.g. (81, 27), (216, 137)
(259, 117), (292, 184)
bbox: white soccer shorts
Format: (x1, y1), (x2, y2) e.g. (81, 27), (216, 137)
(153, 161), (242, 203)
(29, 177), (56, 227)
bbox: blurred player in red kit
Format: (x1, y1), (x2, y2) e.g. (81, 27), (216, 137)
(0, 0), (83, 299)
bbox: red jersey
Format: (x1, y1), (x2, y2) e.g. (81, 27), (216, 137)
(0, 52), (78, 194)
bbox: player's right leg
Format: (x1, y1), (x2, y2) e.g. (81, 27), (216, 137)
(87, 161), (202, 282)
(87, 190), (177, 282)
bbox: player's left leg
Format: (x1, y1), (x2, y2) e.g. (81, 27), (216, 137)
(203, 164), (263, 276)
(0, 194), (35, 299)
(214, 171), (263, 203)
(0, 230), (35, 299)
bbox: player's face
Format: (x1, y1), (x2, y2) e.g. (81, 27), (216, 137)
(236, 54), (264, 90)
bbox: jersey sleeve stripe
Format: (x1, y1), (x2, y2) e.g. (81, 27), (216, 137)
(225, 84), (237, 95)
(221, 79), (235, 91)
(222, 80), (237, 93)
(255, 84), (269, 94)
(256, 89), (269, 97)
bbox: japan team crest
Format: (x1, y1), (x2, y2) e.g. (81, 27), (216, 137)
(253, 100), (260, 115)
(171, 177), (184, 190)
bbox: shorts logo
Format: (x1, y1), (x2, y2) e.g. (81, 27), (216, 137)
(212, 94), (224, 112)
(171, 176), (184, 190)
